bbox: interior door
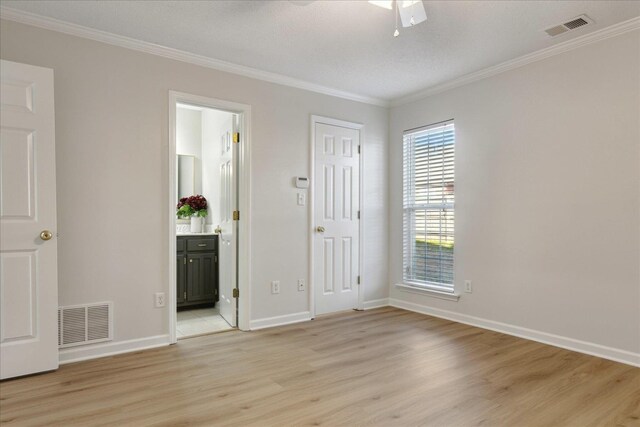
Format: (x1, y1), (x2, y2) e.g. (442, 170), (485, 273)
(217, 115), (237, 327)
(0, 60), (59, 379)
(313, 122), (360, 315)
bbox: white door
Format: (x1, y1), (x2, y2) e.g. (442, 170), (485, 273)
(0, 60), (58, 379)
(217, 115), (238, 327)
(313, 122), (360, 315)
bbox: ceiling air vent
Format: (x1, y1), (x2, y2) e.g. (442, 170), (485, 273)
(58, 302), (113, 348)
(545, 15), (593, 37)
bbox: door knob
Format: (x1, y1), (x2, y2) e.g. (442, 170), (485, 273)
(40, 230), (53, 241)
(316, 226), (325, 233)
(214, 226), (222, 234)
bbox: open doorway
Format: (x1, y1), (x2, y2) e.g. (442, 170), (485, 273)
(169, 92), (252, 342)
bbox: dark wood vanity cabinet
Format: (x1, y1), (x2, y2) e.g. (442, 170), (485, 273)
(177, 236), (218, 308)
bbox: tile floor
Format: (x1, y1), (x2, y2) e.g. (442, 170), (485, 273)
(176, 306), (233, 338)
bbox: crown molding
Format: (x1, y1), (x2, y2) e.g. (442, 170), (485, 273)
(2, 7), (638, 109)
(391, 16), (640, 107)
(0, 6), (389, 108)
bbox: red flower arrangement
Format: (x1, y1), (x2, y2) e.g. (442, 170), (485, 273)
(177, 195), (208, 218)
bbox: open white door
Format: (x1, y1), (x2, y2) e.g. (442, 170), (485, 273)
(313, 122), (360, 315)
(0, 60), (58, 379)
(217, 115), (238, 327)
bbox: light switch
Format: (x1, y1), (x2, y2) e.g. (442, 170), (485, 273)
(297, 192), (306, 206)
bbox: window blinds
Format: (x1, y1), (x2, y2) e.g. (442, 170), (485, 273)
(403, 121), (455, 291)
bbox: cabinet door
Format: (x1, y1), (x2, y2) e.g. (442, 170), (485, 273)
(177, 255), (186, 305)
(187, 253), (216, 303)
(213, 253), (219, 303)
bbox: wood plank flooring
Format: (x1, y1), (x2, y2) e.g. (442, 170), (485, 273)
(1, 307), (638, 426)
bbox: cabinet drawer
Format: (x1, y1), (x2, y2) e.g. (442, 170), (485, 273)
(177, 238), (186, 252)
(187, 238), (217, 252)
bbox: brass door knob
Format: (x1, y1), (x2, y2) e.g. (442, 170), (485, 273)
(316, 226), (325, 233)
(40, 230), (53, 241)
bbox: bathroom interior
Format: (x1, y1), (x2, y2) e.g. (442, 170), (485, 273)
(176, 102), (236, 338)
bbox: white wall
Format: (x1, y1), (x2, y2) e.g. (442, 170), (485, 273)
(177, 106), (230, 226)
(176, 107), (202, 158)
(176, 107), (202, 196)
(389, 31), (640, 358)
(0, 20), (389, 350)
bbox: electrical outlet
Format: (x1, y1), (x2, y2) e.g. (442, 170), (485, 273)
(271, 280), (280, 294)
(155, 292), (166, 307)
(297, 192), (306, 206)
(464, 280), (472, 293)
(297, 279), (305, 291)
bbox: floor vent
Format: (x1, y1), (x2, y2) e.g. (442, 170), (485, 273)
(58, 302), (113, 348)
(544, 14), (593, 37)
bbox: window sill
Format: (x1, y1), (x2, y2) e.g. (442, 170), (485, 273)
(395, 283), (460, 302)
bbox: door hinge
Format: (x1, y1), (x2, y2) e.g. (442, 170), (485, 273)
(233, 132), (240, 143)
(357, 276), (361, 285)
(358, 145), (361, 154)
(357, 210), (360, 220)
(214, 255), (218, 263)
(232, 288), (239, 298)
(183, 257), (186, 265)
(233, 210), (240, 221)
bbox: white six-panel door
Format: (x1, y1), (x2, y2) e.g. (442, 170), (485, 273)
(218, 115), (237, 327)
(313, 122), (360, 315)
(0, 60), (59, 379)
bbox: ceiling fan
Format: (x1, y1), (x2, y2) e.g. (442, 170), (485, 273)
(289, 0), (427, 37)
(369, 0), (427, 37)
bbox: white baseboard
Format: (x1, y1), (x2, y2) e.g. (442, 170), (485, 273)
(59, 334), (171, 365)
(389, 298), (640, 367)
(363, 298), (390, 310)
(250, 311), (312, 331)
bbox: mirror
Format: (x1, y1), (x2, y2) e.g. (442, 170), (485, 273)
(177, 154), (195, 200)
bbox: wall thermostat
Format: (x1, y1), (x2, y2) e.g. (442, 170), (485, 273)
(295, 177), (309, 189)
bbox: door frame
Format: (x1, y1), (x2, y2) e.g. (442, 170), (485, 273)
(168, 91), (252, 343)
(309, 115), (365, 318)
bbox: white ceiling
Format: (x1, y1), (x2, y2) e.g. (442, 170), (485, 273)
(2, 1), (639, 102)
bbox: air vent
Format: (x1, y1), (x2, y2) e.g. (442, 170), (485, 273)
(545, 14), (593, 37)
(564, 17), (589, 30)
(58, 302), (113, 348)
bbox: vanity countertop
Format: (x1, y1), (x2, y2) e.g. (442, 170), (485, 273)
(177, 232), (218, 237)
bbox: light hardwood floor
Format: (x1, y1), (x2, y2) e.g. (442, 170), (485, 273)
(1, 307), (638, 426)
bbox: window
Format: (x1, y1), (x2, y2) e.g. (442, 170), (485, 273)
(403, 120), (455, 292)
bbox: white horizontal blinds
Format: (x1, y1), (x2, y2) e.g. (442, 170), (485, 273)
(403, 121), (455, 291)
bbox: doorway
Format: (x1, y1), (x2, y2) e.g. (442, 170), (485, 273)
(310, 116), (364, 316)
(169, 92), (251, 343)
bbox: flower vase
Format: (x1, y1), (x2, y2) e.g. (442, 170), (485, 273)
(190, 216), (203, 233)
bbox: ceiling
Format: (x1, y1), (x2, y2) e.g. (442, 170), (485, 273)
(2, 1), (639, 103)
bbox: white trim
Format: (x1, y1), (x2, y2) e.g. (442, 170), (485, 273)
(395, 283), (460, 301)
(237, 104), (253, 332)
(59, 335), (170, 365)
(309, 115), (365, 318)
(0, 6), (388, 107)
(169, 97), (178, 344)
(168, 91), (252, 343)
(250, 311), (312, 331)
(363, 298), (390, 310)
(391, 16), (640, 106)
(389, 298), (640, 367)
(2, 8), (637, 109)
